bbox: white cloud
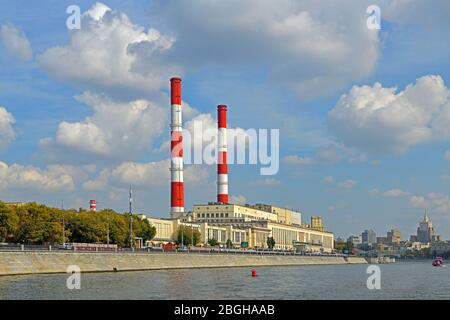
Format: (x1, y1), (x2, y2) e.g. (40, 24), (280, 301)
(0, 24), (32, 61)
(383, 188), (407, 197)
(109, 159), (209, 188)
(337, 180), (357, 189)
(409, 193), (450, 215)
(284, 144), (367, 166)
(284, 155), (313, 165)
(322, 176), (334, 184)
(110, 160), (169, 187)
(0, 162), (74, 191)
(384, 0), (450, 28)
(371, 186), (450, 216)
(0, 106), (15, 149)
(230, 195), (247, 205)
(329, 75), (450, 154)
(254, 178), (281, 187)
(41, 92), (167, 159)
(445, 150), (450, 162)
(153, 0), (380, 98)
(38, 2), (179, 95)
(82, 169), (109, 191)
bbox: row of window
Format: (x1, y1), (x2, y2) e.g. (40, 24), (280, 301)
(198, 213), (230, 218)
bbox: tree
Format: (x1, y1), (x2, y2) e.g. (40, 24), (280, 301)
(226, 239), (233, 249)
(176, 225), (201, 246)
(132, 216), (157, 244)
(267, 237), (276, 250)
(208, 238), (218, 247)
(0, 202), (19, 242)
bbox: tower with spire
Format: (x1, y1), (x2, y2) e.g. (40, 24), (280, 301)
(415, 209), (439, 243)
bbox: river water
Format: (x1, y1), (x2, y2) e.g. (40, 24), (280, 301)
(0, 261), (448, 300)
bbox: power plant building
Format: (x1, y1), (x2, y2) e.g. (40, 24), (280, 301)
(144, 77), (335, 253)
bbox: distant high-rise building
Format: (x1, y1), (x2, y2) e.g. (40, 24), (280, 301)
(347, 235), (362, 246)
(362, 229), (376, 245)
(387, 229), (402, 245)
(310, 216), (324, 231)
(414, 211), (439, 243)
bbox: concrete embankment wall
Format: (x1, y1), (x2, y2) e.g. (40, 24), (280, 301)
(0, 252), (367, 276)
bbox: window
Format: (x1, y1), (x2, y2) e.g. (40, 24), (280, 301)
(225, 213), (229, 218)
(202, 214), (205, 218)
(206, 213), (210, 218)
(220, 213), (224, 218)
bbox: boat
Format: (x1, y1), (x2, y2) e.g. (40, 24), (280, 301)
(432, 257), (444, 267)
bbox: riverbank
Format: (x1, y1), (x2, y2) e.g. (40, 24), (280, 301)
(0, 252), (367, 276)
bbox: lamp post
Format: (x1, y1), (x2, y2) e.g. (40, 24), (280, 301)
(61, 200), (65, 246)
(129, 186), (133, 250)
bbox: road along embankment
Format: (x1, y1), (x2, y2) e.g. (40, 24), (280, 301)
(0, 252), (367, 276)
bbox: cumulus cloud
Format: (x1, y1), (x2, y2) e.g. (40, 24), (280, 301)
(409, 193), (450, 215)
(384, 0), (450, 28)
(322, 176), (334, 184)
(445, 150), (450, 162)
(0, 107), (15, 149)
(230, 195), (247, 205)
(0, 24), (32, 61)
(329, 75), (450, 154)
(337, 180), (357, 189)
(86, 159), (211, 189)
(371, 186), (450, 215)
(38, 2), (179, 95)
(284, 144), (367, 166)
(0, 162), (74, 191)
(254, 178), (281, 187)
(40, 92), (167, 160)
(152, 0), (380, 98)
(384, 188), (408, 197)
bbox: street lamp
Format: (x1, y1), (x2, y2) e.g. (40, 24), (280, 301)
(129, 186), (133, 250)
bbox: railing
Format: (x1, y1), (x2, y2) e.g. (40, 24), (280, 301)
(0, 244), (347, 257)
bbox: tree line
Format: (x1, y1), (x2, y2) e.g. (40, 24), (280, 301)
(0, 201), (156, 247)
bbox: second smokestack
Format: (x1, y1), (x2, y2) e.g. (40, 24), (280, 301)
(217, 105), (229, 204)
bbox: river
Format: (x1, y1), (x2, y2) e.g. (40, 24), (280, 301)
(0, 261), (448, 300)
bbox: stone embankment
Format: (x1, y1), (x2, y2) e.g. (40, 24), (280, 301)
(0, 252), (367, 276)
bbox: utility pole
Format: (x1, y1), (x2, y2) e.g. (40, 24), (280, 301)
(106, 214), (110, 248)
(61, 200), (65, 246)
(181, 220), (184, 249)
(129, 186), (133, 250)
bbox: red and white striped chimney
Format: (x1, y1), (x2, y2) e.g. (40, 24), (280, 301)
(89, 199), (97, 212)
(217, 105), (229, 204)
(170, 77), (184, 218)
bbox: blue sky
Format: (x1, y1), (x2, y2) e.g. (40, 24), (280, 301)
(1, 0), (450, 240)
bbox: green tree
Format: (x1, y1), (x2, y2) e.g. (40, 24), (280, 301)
(132, 216), (156, 243)
(177, 225), (201, 246)
(0, 202), (19, 242)
(267, 237), (276, 250)
(226, 239), (233, 249)
(207, 238), (218, 247)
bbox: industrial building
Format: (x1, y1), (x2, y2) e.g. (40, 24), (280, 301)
(143, 77), (334, 253)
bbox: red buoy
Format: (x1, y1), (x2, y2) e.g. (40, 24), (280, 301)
(251, 269), (257, 277)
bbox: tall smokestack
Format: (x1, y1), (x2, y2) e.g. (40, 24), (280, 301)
(89, 200), (97, 212)
(217, 105), (229, 204)
(170, 77), (184, 218)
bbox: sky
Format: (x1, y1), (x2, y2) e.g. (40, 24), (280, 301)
(1, 0), (450, 240)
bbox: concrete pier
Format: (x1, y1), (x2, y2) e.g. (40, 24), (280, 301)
(0, 252), (367, 276)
